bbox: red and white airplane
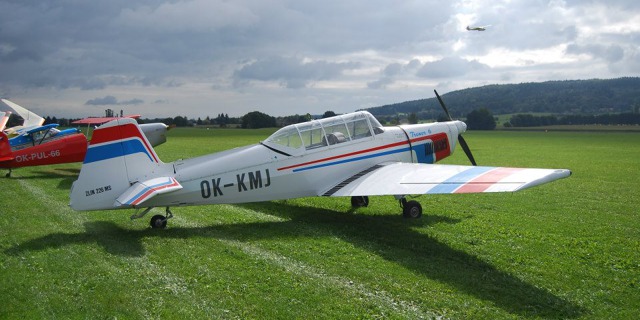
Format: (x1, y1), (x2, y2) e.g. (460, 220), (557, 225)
(70, 91), (571, 228)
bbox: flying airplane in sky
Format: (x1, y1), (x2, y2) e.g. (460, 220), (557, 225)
(69, 91), (571, 228)
(1, 118), (168, 177)
(1, 99), (45, 136)
(466, 25), (490, 31)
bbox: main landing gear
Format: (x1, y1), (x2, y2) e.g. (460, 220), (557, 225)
(350, 195), (423, 219)
(399, 197), (422, 219)
(131, 207), (174, 229)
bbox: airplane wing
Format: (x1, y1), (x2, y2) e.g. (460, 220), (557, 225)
(322, 162), (571, 197)
(114, 177), (182, 207)
(0, 99), (44, 129)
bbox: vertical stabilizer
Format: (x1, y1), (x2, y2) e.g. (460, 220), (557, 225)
(70, 118), (171, 211)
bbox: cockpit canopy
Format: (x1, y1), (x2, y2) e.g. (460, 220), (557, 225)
(262, 111), (384, 156)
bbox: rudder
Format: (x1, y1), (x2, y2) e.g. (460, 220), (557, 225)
(70, 118), (171, 211)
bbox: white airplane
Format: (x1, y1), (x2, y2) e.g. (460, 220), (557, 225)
(69, 91), (571, 228)
(467, 25), (490, 31)
(1, 99), (45, 136)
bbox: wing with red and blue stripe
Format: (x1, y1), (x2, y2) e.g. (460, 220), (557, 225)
(322, 162), (571, 197)
(115, 177), (182, 207)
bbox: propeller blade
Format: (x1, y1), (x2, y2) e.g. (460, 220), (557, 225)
(434, 89), (452, 121)
(458, 135), (477, 166)
(434, 89), (477, 166)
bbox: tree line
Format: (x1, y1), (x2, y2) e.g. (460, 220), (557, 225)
(506, 113), (640, 127)
(367, 77), (640, 117)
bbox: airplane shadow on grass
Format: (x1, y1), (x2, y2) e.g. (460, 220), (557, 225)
(6, 201), (585, 318)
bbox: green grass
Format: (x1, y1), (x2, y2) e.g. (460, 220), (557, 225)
(1, 128), (639, 319)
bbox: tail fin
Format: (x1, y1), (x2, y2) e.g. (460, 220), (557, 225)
(70, 118), (172, 211)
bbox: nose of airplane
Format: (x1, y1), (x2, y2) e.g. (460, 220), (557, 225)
(455, 121), (467, 135)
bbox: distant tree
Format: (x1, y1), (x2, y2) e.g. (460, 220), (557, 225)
(465, 108), (496, 130)
(408, 112), (418, 124)
(436, 113), (450, 122)
(241, 111), (276, 129)
(322, 111), (337, 118)
(196, 117), (203, 125)
(173, 116), (189, 127)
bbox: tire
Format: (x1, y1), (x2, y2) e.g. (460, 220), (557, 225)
(351, 196), (369, 208)
(150, 214), (167, 229)
(402, 200), (422, 219)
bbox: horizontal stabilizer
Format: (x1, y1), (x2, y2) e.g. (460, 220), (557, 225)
(115, 177), (182, 207)
(323, 163), (571, 197)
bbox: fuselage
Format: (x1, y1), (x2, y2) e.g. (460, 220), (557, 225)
(142, 116), (466, 207)
(1, 130), (87, 169)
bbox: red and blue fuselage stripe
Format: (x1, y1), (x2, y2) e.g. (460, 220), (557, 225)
(277, 133), (445, 172)
(278, 139), (412, 172)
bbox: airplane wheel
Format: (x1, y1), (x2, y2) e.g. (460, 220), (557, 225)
(402, 200), (422, 219)
(351, 196), (369, 208)
(150, 214), (167, 229)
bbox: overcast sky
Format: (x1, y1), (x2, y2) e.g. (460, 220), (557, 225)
(1, 0), (639, 118)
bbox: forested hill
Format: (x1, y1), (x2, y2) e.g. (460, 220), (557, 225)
(366, 77), (640, 118)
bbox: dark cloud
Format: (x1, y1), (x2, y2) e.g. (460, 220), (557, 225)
(85, 96), (118, 106)
(85, 96), (144, 106)
(368, 60), (424, 89)
(233, 56), (360, 89)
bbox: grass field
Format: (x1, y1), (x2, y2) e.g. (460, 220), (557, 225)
(1, 128), (639, 319)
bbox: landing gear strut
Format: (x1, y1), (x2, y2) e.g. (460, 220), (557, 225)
(351, 196), (369, 208)
(150, 207), (173, 229)
(130, 207), (174, 229)
(399, 197), (422, 219)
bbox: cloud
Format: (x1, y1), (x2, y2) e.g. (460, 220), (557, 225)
(85, 96), (144, 106)
(233, 56), (360, 89)
(566, 44), (624, 63)
(417, 57), (489, 79)
(85, 96), (118, 106)
(0, 1), (639, 118)
(368, 60), (423, 89)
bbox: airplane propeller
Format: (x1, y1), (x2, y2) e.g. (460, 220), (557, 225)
(434, 90), (477, 166)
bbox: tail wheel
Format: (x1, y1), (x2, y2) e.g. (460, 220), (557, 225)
(351, 196), (369, 208)
(150, 214), (167, 229)
(402, 200), (422, 219)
